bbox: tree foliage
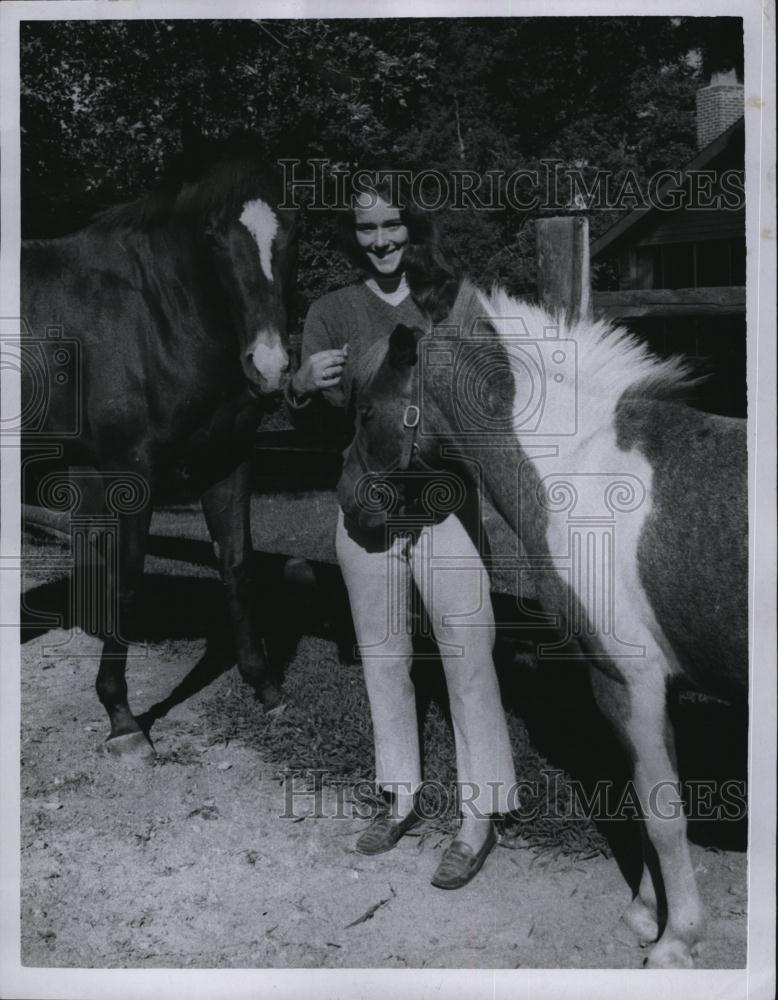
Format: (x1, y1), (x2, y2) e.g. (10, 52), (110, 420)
(21, 16), (743, 312)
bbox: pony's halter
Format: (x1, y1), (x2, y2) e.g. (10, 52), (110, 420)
(398, 360), (421, 472)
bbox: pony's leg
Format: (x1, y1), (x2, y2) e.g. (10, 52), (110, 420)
(201, 460), (282, 709)
(95, 499), (154, 758)
(591, 665), (705, 968)
(623, 828), (661, 944)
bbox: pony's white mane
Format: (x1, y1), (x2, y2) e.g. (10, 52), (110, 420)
(478, 285), (694, 438)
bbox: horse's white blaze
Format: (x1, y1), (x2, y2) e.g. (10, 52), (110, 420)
(239, 198), (278, 283)
(248, 331), (288, 388)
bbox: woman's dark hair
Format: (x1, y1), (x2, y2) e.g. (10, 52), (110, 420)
(335, 171), (461, 324)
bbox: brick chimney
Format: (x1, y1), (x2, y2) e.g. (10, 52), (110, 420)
(696, 68), (744, 149)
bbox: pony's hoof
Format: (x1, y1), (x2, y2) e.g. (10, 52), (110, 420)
(645, 937), (697, 969)
(104, 731), (155, 764)
(623, 898), (659, 944)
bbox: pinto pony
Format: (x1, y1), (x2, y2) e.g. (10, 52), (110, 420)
(21, 143), (297, 760)
(339, 285), (748, 969)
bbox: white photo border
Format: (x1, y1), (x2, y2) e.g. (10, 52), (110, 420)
(1, 2), (774, 998)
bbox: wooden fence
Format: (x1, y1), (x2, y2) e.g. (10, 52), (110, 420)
(536, 215), (746, 322)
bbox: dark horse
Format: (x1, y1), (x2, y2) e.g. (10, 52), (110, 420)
(21, 142), (297, 760)
(339, 283), (747, 969)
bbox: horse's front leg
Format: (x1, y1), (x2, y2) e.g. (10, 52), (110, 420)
(591, 663), (706, 968)
(94, 493), (155, 760)
(201, 459), (283, 709)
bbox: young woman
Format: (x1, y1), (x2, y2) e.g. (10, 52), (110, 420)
(288, 173), (516, 889)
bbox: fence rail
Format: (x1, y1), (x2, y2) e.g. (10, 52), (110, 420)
(592, 286), (745, 320)
(535, 216), (746, 323)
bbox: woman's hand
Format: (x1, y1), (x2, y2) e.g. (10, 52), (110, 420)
(291, 346), (349, 398)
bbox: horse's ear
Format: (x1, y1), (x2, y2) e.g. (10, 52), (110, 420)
(388, 324), (420, 370)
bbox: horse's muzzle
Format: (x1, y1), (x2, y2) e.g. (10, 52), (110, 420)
(243, 331), (289, 394)
(245, 368), (291, 398)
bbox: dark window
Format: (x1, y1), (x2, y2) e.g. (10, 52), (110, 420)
(634, 246), (659, 289)
(730, 237), (746, 285)
(628, 238), (746, 290)
(695, 239), (731, 287)
(659, 243), (695, 290)
(626, 315), (746, 417)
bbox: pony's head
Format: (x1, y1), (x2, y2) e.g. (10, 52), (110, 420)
(339, 324), (418, 529)
(338, 323), (460, 531)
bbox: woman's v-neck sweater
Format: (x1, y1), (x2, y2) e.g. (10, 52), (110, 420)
(288, 279), (482, 445)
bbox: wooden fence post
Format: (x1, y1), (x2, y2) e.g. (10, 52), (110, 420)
(535, 216), (591, 323)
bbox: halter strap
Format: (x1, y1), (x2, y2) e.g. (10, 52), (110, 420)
(398, 358), (421, 472)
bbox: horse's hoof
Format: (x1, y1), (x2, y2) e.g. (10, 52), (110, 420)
(104, 731), (155, 764)
(623, 898), (659, 944)
(133, 710), (157, 735)
(259, 684), (284, 711)
(645, 937), (697, 969)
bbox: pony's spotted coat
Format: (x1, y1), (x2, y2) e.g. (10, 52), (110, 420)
(480, 286), (687, 674)
(476, 287), (742, 967)
(340, 284), (747, 970)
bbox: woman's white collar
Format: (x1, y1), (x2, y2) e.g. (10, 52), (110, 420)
(365, 274), (410, 306)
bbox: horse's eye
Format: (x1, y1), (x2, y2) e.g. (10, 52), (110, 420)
(360, 406), (374, 423)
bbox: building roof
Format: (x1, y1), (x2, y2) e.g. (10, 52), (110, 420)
(590, 116), (744, 259)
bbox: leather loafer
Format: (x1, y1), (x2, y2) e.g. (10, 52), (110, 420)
(355, 794), (423, 855)
(430, 822), (497, 889)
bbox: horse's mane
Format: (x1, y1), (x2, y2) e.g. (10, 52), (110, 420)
(479, 285), (697, 404)
(91, 133), (282, 233)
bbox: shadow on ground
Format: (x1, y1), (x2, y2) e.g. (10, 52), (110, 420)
(21, 531), (747, 879)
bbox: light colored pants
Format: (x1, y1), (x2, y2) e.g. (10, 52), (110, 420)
(335, 508), (516, 817)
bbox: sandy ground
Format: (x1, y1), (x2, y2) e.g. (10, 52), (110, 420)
(19, 627), (747, 973)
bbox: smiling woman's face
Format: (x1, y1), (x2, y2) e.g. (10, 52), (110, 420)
(353, 192), (409, 277)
